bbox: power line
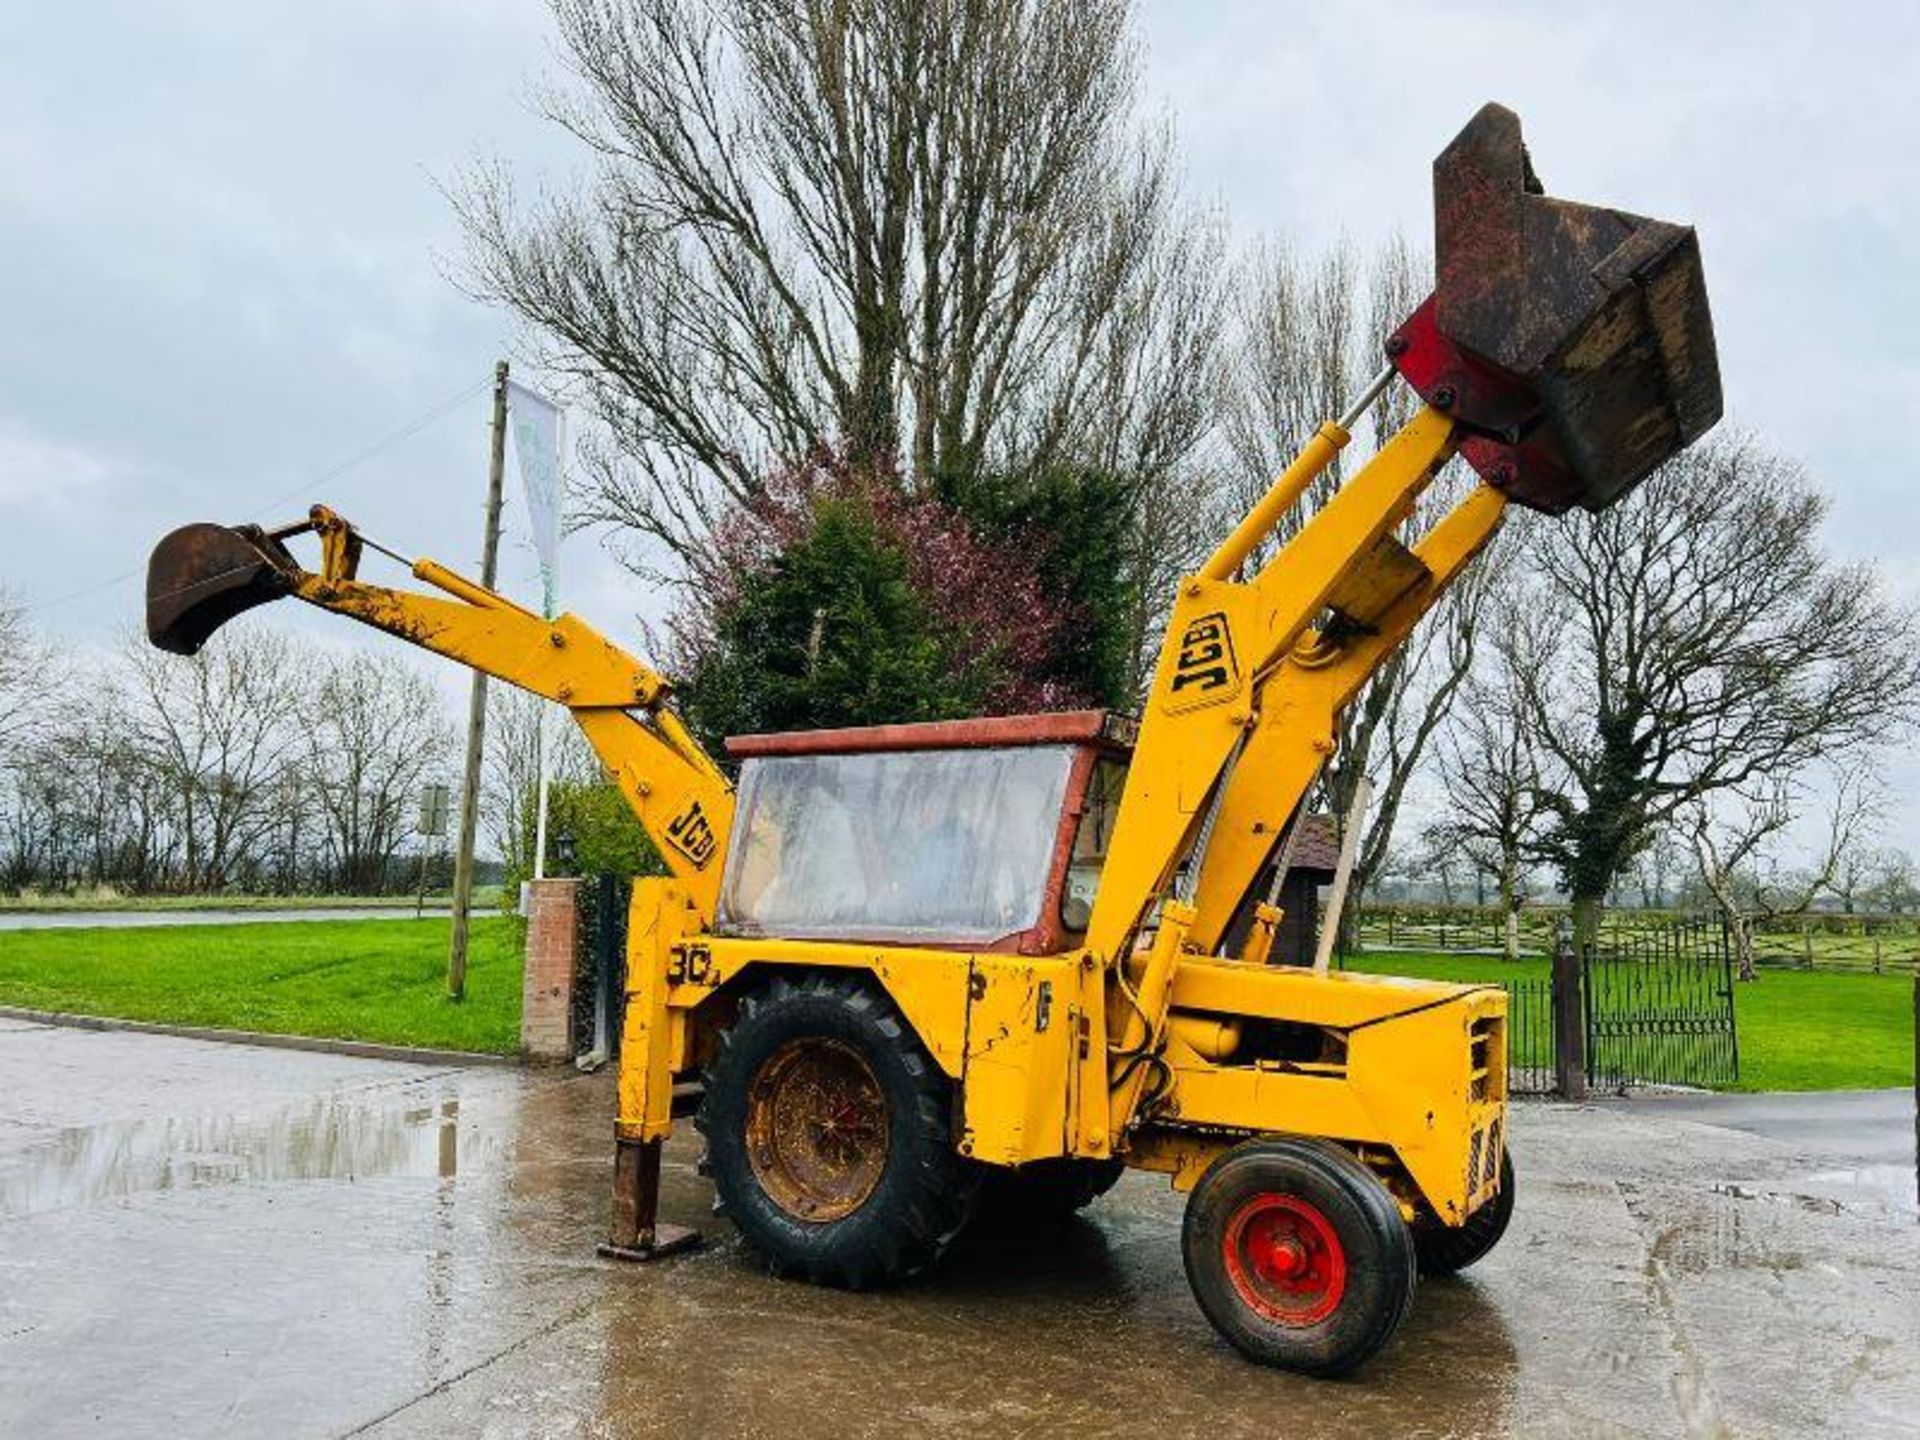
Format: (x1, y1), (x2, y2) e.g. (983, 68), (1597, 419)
(20, 563), (145, 615)
(21, 375), (493, 616)
(246, 376), (491, 520)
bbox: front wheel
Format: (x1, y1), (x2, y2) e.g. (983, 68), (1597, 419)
(1181, 1139), (1415, 1377)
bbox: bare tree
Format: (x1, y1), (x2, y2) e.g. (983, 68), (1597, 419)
(22, 679), (171, 893)
(2, 630), (469, 898)
(1426, 649), (1548, 960)
(484, 686), (600, 880)
(1627, 826), (1685, 911)
(123, 630), (305, 892)
(1337, 534), (1493, 932)
(1687, 766), (1884, 979)
(483, 687), (543, 878)
(305, 653), (457, 892)
(455, 0), (1221, 582)
(0, 737), (64, 891)
(1413, 830), (1469, 907)
(1509, 433), (1920, 948)
(1824, 827), (1883, 916)
(0, 592), (49, 761)
(1868, 848), (1919, 914)
(1219, 233), (1483, 929)
(1219, 238), (1361, 557)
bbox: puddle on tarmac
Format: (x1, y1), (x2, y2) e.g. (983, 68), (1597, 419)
(1625, 1183), (1825, 1280)
(1647, 1203), (1805, 1278)
(1711, 1182), (1845, 1217)
(1795, 1165), (1919, 1218)
(0, 1084), (500, 1220)
(1645, 1170), (1919, 1281)
(1712, 1166), (1918, 1222)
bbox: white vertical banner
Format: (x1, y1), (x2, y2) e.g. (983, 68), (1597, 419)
(507, 381), (564, 617)
(507, 382), (566, 879)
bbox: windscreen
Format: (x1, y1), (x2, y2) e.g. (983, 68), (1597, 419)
(718, 745), (1076, 943)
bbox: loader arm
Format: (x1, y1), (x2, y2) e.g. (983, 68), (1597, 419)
(1088, 400), (1498, 1129)
(146, 505), (734, 919)
(1183, 478), (1510, 953)
(1091, 100), (1721, 1137)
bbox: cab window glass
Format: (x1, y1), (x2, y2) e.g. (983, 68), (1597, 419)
(718, 745), (1076, 943)
(1061, 759), (1127, 930)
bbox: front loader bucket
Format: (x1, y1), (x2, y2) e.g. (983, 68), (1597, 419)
(1390, 103), (1722, 513)
(146, 523), (296, 656)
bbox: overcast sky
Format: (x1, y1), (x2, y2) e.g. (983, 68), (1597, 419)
(4, 1), (1916, 848)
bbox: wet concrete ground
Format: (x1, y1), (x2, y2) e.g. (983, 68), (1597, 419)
(1625, 1088), (1917, 1221)
(1, 1020), (1914, 1439)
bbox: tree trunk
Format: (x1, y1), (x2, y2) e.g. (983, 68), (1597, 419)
(1498, 868), (1519, 962)
(1570, 891), (1604, 955)
(1732, 915), (1758, 982)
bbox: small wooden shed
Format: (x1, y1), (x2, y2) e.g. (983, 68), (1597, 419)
(1255, 814), (1343, 967)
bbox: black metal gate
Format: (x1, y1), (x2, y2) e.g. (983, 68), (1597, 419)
(574, 873), (630, 1061)
(1495, 919), (1739, 1094)
(1583, 919), (1739, 1091)
(1499, 977), (1558, 1096)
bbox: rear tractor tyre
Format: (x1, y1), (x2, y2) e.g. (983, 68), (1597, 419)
(697, 973), (977, 1288)
(1414, 1149), (1514, 1276)
(1181, 1139), (1415, 1377)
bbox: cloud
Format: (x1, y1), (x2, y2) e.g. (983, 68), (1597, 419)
(3, 0), (1916, 861)
(0, 422), (123, 507)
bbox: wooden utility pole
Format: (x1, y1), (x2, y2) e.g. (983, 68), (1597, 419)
(447, 360), (510, 999)
(1313, 776), (1372, 974)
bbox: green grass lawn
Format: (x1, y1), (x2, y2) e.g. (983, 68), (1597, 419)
(1347, 950), (1915, 1092)
(0, 887), (506, 913)
(0, 917), (523, 1054)
(0, 918), (1905, 1087)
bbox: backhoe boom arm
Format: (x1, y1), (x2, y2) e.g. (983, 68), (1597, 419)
(146, 505), (734, 918)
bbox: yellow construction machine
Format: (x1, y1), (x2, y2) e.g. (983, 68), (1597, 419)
(144, 104), (1719, 1375)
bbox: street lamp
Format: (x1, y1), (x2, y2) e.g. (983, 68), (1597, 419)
(555, 829), (577, 875)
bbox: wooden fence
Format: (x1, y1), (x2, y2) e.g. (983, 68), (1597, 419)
(1354, 904), (1920, 975)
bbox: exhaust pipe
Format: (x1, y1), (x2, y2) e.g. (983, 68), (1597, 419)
(1391, 103), (1722, 513)
(146, 522), (298, 656)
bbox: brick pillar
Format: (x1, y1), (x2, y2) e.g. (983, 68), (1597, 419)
(522, 878), (583, 1060)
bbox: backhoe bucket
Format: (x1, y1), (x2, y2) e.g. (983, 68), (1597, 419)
(1390, 103), (1722, 513)
(146, 523), (296, 656)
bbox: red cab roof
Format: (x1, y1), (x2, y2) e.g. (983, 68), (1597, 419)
(725, 708), (1138, 760)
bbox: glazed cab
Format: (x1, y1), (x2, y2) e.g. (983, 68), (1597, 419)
(716, 711), (1136, 957)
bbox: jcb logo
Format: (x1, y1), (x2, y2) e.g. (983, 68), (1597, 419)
(1165, 611), (1239, 712)
(664, 798), (718, 869)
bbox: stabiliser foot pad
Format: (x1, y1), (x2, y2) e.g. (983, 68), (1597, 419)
(597, 1224), (703, 1263)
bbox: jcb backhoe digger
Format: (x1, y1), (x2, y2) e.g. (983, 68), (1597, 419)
(145, 104), (1719, 1375)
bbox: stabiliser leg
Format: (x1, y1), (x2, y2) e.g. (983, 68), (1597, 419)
(600, 879), (700, 1263)
(599, 1135), (701, 1262)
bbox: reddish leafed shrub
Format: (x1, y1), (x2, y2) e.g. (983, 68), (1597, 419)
(667, 444), (1090, 715)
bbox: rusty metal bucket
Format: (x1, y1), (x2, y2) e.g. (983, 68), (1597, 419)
(1390, 103), (1722, 513)
(146, 523), (297, 656)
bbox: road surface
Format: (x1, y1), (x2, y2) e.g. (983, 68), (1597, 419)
(1, 1022), (1914, 1438)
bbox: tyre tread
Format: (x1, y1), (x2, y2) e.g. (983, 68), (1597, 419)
(1414, 1150), (1515, 1276)
(700, 971), (975, 1288)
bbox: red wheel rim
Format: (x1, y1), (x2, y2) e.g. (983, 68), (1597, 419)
(1222, 1192), (1347, 1326)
